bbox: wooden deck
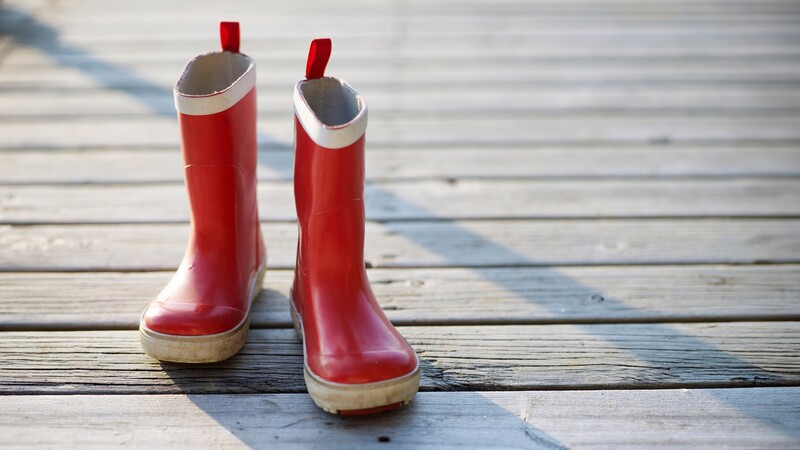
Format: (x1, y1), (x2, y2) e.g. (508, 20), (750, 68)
(2, 0), (800, 447)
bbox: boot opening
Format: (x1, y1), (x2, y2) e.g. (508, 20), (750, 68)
(177, 52), (253, 96)
(299, 78), (363, 127)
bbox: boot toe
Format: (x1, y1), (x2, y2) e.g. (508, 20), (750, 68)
(142, 301), (245, 336)
(311, 348), (418, 385)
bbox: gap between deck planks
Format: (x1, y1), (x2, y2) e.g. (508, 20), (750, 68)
(2, 265), (799, 330)
(1, 389), (799, 449)
(2, 219), (799, 271)
(1, 322), (799, 394)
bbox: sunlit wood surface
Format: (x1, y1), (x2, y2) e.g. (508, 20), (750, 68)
(1, 0), (799, 447)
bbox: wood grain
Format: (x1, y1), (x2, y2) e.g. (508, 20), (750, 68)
(15, 19), (800, 45)
(5, 86), (800, 118)
(9, 45), (800, 70)
(7, 47), (800, 68)
(2, 219), (799, 271)
(5, 115), (800, 150)
(3, 0), (800, 442)
(3, 178), (799, 224)
(2, 265), (799, 330)
(1, 389), (798, 449)
(17, 17), (800, 44)
(4, 69), (800, 95)
(2, 145), (799, 184)
(1, 322), (798, 394)
(9, 41), (800, 59)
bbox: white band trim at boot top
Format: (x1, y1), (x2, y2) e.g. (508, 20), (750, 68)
(293, 79), (368, 150)
(174, 53), (256, 116)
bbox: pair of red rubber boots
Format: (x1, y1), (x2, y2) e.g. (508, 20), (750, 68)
(139, 23), (420, 415)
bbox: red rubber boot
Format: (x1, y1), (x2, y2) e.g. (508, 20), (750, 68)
(291, 39), (420, 414)
(140, 23), (266, 363)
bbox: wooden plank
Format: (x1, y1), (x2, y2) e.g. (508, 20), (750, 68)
(7, 1), (800, 49)
(18, 0), (800, 14)
(4, 87), (800, 118)
(3, 116), (800, 149)
(9, 0), (799, 21)
(3, 179), (800, 224)
(2, 219), (798, 271)
(6, 47), (800, 68)
(12, 38), (800, 63)
(24, 1), (800, 17)
(8, 28), (800, 58)
(19, 17), (800, 42)
(5, 77), (797, 97)
(1, 389), (798, 449)
(8, 43), (800, 64)
(23, 15), (800, 36)
(2, 265), (799, 329)
(3, 65), (799, 93)
(5, 53), (800, 73)
(1, 146), (800, 184)
(1, 322), (798, 394)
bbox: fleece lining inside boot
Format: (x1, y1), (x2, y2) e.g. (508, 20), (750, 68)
(177, 52), (253, 96)
(299, 78), (363, 127)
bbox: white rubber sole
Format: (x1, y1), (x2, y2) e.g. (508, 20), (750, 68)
(139, 258), (267, 363)
(289, 298), (420, 415)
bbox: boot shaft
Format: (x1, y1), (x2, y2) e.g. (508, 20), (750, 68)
(293, 118), (366, 222)
(292, 41), (370, 290)
(174, 47), (258, 185)
(293, 77), (368, 221)
(173, 27), (262, 271)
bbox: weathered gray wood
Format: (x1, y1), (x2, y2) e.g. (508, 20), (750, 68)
(1, 322), (798, 394)
(2, 0), (799, 444)
(2, 219), (799, 271)
(15, 0), (800, 14)
(16, 18), (800, 48)
(1, 389), (798, 449)
(20, 0), (800, 18)
(19, 14), (800, 39)
(4, 65), (800, 93)
(7, 46), (800, 69)
(6, 0), (799, 53)
(5, 58), (800, 82)
(2, 145), (800, 184)
(12, 25), (797, 45)
(3, 178), (800, 224)
(9, 43), (800, 68)
(5, 86), (800, 117)
(3, 116), (800, 149)
(13, 32), (799, 62)
(2, 265), (799, 329)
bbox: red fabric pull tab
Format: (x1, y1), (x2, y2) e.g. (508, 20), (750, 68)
(220, 22), (240, 53)
(306, 38), (332, 79)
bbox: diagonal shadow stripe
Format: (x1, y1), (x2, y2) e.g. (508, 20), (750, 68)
(0, 5), (174, 114)
(2, 4), (798, 443)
